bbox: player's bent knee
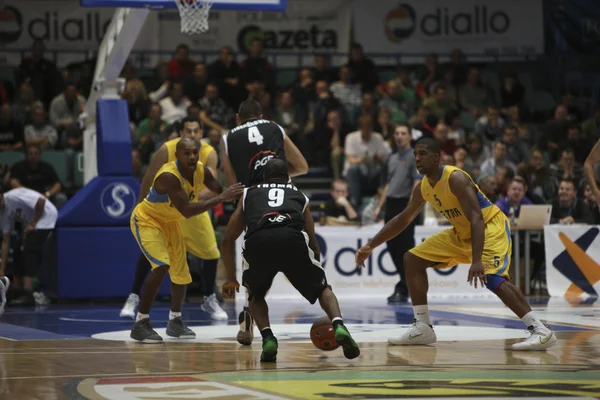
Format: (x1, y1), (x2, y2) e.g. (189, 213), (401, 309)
(404, 251), (428, 271)
(486, 274), (507, 292)
(152, 265), (169, 275)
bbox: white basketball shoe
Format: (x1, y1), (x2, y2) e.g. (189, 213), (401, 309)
(120, 293), (139, 319)
(388, 320), (437, 345)
(512, 326), (557, 351)
(201, 294), (228, 320)
(0, 277), (10, 317)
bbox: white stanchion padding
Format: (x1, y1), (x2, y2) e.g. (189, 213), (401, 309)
(543, 225), (600, 299)
(235, 224), (496, 300)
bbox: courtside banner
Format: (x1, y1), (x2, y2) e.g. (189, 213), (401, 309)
(352, 0), (544, 60)
(544, 225), (600, 299)
(235, 224), (495, 300)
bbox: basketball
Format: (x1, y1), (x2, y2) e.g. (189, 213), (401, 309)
(310, 316), (339, 351)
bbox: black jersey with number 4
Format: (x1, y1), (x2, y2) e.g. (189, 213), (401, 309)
(242, 183), (309, 240)
(225, 119), (286, 186)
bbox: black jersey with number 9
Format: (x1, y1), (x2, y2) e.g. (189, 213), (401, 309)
(225, 119), (286, 186)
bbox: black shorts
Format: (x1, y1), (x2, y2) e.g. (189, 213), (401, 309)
(242, 227), (327, 304)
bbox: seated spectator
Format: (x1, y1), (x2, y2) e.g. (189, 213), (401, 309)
(377, 80), (407, 123)
(320, 178), (359, 225)
(517, 150), (557, 204)
(375, 107), (395, 142)
(134, 103), (169, 164)
(343, 115), (390, 207)
(433, 122), (457, 156)
(168, 44), (195, 80)
(330, 66), (362, 121)
(496, 176), (532, 221)
(308, 80), (343, 134)
(463, 134), (490, 177)
(581, 105), (600, 144)
(459, 67), (494, 116)
(49, 80), (85, 134)
(347, 43), (377, 92)
(356, 92), (377, 125)
(550, 148), (583, 184)
(0, 104), (25, 151)
(241, 39), (274, 92)
(582, 180), (600, 224)
(480, 141), (517, 177)
(541, 105), (569, 162)
(292, 68), (316, 109)
(496, 166), (515, 198)
(477, 173), (499, 204)
(475, 106), (505, 147)
(202, 128), (222, 163)
(18, 39), (62, 108)
(147, 63), (170, 103)
(184, 63), (208, 103)
(199, 83), (234, 132)
(417, 54), (443, 97)
(502, 125), (529, 165)
(274, 91), (306, 146)
(550, 178), (593, 224)
(122, 79), (150, 127)
(12, 83), (36, 126)
(425, 85), (457, 121)
(560, 124), (588, 164)
(500, 73), (525, 109)
(408, 105), (436, 137)
(313, 109), (350, 177)
(208, 47), (244, 109)
(10, 144), (68, 209)
(24, 103), (58, 149)
(453, 146), (467, 171)
(313, 54), (334, 84)
(159, 81), (190, 125)
(64, 122), (83, 152)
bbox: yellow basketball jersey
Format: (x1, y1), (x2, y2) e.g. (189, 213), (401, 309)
(137, 160), (205, 224)
(164, 138), (214, 192)
(420, 165), (500, 239)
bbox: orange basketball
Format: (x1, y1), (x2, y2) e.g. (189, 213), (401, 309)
(310, 316), (339, 351)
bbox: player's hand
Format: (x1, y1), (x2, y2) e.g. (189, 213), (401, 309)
(356, 244), (373, 269)
(220, 183), (244, 202)
(467, 261), (487, 289)
(222, 280), (240, 298)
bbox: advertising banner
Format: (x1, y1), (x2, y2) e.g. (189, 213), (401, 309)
(235, 224), (496, 300)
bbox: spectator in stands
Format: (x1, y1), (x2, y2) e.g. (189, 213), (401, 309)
(551, 148), (583, 184)
(320, 178), (358, 225)
(581, 105), (600, 144)
(560, 90), (581, 121)
(148, 63), (170, 103)
(459, 67), (493, 116)
(330, 66), (362, 125)
(463, 134), (488, 178)
(168, 44), (195, 80)
(496, 166), (515, 198)
(477, 173), (499, 204)
(375, 107), (395, 142)
(542, 105), (569, 162)
(257, 91), (274, 121)
(476, 106), (505, 147)
(357, 92), (377, 126)
(184, 63), (208, 103)
(159, 82), (190, 125)
(241, 39), (273, 91)
(550, 178), (593, 224)
(199, 83), (234, 133)
(480, 141), (516, 177)
(123, 79), (150, 127)
(446, 48), (468, 85)
(500, 73), (525, 109)
(292, 68), (315, 108)
(10, 144), (67, 209)
(49, 80), (85, 134)
(347, 43), (377, 92)
(517, 150), (557, 204)
(433, 122), (457, 156)
(313, 54), (334, 83)
(561, 124), (588, 164)
(453, 146), (467, 171)
(208, 46), (243, 109)
(425, 85), (457, 120)
(502, 125), (529, 165)
(418, 54), (443, 97)
(377, 80), (407, 123)
(308, 80), (343, 135)
(582, 180), (600, 224)
(408, 105), (435, 137)
(274, 91), (306, 145)
(135, 103), (169, 164)
(496, 176), (532, 221)
(64, 123), (83, 152)
(0, 104), (25, 151)
(203, 128), (222, 163)
(344, 115), (390, 207)
(11, 83), (36, 126)
(18, 40), (62, 108)
(24, 103), (58, 149)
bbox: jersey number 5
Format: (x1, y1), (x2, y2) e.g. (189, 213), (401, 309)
(268, 188), (284, 207)
(248, 126), (264, 145)
(433, 194), (442, 207)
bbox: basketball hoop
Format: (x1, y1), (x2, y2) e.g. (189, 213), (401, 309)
(175, 0), (212, 35)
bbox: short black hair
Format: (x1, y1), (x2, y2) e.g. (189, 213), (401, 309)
(180, 115), (202, 128)
(262, 158), (288, 183)
(237, 100), (262, 121)
(560, 177), (577, 189)
(415, 137), (441, 154)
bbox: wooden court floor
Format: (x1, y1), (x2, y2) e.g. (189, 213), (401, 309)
(1, 298), (599, 399)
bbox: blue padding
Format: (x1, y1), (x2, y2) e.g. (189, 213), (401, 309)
(485, 274), (506, 292)
(58, 176), (140, 227)
(97, 99), (132, 176)
(56, 227), (170, 298)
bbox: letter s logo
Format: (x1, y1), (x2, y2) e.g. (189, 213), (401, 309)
(101, 182), (136, 218)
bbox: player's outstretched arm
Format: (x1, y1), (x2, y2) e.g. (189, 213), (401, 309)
(158, 172), (244, 218)
(283, 135), (309, 178)
(138, 145), (168, 203)
(584, 139), (600, 201)
(303, 205), (320, 261)
(220, 138), (239, 187)
(356, 182), (425, 268)
(221, 200), (245, 297)
(448, 171), (486, 287)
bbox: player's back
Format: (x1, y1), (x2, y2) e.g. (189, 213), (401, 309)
(242, 183), (309, 239)
(225, 119), (286, 186)
(421, 165), (501, 239)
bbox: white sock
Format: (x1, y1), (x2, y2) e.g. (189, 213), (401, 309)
(136, 312), (149, 322)
(331, 317), (343, 323)
(413, 305), (431, 325)
(522, 311), (548, 331)
(169, 311), (182, 320)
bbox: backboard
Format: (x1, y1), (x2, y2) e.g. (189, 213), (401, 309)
(80, 0), (287, 11)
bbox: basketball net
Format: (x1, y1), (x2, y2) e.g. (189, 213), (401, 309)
(175, 0), (212, 35)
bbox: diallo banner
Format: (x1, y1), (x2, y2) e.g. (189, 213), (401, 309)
(235, 224), (496, 300)
(544, 225), (600, 299)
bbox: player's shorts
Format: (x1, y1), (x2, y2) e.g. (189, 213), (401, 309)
(242, 226), (327, 304)
(180, 211), (220, 260)
(409, 212), (512, 279)
(130, 212), (191, 285)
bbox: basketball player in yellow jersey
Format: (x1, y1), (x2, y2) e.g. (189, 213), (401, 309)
(130, 138), (243, 343)
(356, 137), (557, 351)
(121, 116), (228, 321)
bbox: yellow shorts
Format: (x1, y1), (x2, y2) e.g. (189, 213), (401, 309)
(409, 212), (512, 278)
(130, 213), (192, 285)
(180, 211), (220, 260)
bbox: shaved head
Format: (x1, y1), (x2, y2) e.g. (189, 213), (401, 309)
(262, 158), (288, 183)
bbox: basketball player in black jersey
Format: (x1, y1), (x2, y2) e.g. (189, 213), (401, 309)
(220, 159), (359, 362)
(221, 99), (308, 345)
